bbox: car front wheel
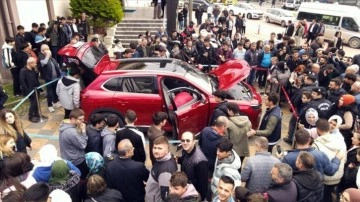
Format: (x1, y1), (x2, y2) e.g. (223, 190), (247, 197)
(349, 37), (360, 49)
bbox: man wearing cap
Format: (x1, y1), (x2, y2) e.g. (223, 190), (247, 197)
(307, 87), (331, 119)
(209, 90), (228, 126)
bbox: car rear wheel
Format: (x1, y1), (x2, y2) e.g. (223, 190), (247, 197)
(349, 37), (360, 49)
(247, 13), (252, 19)
(281, 20), (286, 27)
(266, 17), (270, 23)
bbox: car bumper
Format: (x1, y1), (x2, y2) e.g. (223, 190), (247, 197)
(252, 14), (263, 19)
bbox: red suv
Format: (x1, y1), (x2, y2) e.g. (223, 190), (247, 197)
(58, 42), (262, 139)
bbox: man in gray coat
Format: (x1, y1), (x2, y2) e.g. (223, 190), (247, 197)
(59, 108), (88, 179)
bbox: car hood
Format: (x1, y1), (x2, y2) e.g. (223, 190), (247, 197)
(252, 9), (263, 14)
(210, 60), (250, 90)
(58, 42), (111, 75)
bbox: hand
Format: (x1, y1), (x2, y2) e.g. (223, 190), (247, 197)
(247, 129), (256, 137)
(79, 123), (86, 133)
(349, 163), (355, 168)
(298, 123), (304, 130)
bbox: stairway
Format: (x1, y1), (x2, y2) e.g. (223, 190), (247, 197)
(114, 18), (167, 48)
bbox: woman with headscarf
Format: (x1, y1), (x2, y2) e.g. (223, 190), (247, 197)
(333, 94), (358, 150)
(298, 108), (319, 131)
(32, 144), (80, 183)
(85, 152), (105, 179)
(49, 160), (82, 202)
(0, 109), (32, 153)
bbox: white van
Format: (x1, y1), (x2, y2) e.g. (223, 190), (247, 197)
(282, 0), (303, 10)
(297, 2), (360, 48)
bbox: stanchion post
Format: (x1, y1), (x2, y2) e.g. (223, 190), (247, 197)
(35, 87), (48, 123)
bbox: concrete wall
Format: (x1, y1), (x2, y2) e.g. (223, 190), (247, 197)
(53, 0), (72, 18)
(16, 0), (49, 30)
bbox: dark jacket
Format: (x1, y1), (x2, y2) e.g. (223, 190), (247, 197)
(267, 181), (297, 202)
(0, 86), (8, 110)
(285, 23), (295, 37)
(106, 157), (149, 202)
(257, 106), (282, 144)
(307, 98), (332, 119)
(292, 170), (324, 202)
(85, 125), (103, 155)
(208, 101), (228, 126)
(198, 45), (216, 65)
(116, 126), (146, 163)
(199, 127), (223, 173)
(15, 33), (26, 51)
(16, 50), (29, 69)
(147, 125), (165, 165)
(178, 146), (208, 201)
(282, 147), (340, 176)
(49, 172), (82, 202)
(216, 48), (234, 65)
(245, 49), (259, 66)
(84, 188), (123, 202)
(19, 67), (40, 96)
(14, 129), (32, 153)
(38, 53), (61, 80)
(328, 88), (347, 105)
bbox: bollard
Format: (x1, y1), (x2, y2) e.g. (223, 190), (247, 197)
(35, 87), (48, 123)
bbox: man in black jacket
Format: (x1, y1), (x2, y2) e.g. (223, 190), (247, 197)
(285, 20), (295, 37)
(116, 110), (146, 163)
(86, 113), (105, 155)
(20, 57), (41, 123)
(293, 151), (324, 202)
(106, 139), (150, 202)
(307, 19), (319, 43)
(208, 90), (228, 126)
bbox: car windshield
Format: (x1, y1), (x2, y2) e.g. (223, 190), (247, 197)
(286, 0), (294, 3)
(226, 82), (253, 101)
(281, 11), (293, 17)
(176, 61), (217, 93)
(81, 45), (106, 69)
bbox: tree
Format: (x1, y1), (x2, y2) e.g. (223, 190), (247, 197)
(70, 0), (124, 31)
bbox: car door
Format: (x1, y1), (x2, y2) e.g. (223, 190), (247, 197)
(274, 10), (281, 24)
(161, 76), (209, 139)
(113, 76), (162, 127)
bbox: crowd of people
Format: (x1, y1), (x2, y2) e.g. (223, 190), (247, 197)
(2, 2), (360, 202)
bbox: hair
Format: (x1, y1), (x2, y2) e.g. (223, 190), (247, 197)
(294, 65), (305, 73)
(0, 109), (25, 138)
(316, 118), (330, 132)
(69, 65), (80, 76)
(170, 172), (188, 187)
(226, 102), (240, 114)
(217, 137), (233, 152)
(338, 50), (345, 57)
(23, 182), (50, 202)
(125, 110), (137, 123)
(214, 116), (228, 128)
(330, 78), (342, 87)
(117, 139), (133, 157)
(5, 37), (15, 44)
(38, 27), (46, 33)
(273, 163), (293, 183)
(0, 134), (15, 159)
(254, 136), (269, 151)
(345, 73), (357, 82)
(105, 114), (119, 127)
(267, 93), (279, 105)
(153, 135), (169, 146)
(297, 151), (315, 169)
(69, 108), (85, 119)
(295, 129), (311, 145)
(357, 147), (360, 156)
(219, 175), (235, 188)
(248, 193), (268, 202)
(17, 25), (24, 30)
(213, 90), (228, 100)
(2, 190), (25, 202)
(89, 113), (105, 127)
(87, 174), (107, 196)
(152, 112), (168, 125)
(302, 91), (312, 100)
(306, 74), (317, 83)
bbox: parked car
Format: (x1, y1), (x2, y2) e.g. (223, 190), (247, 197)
(58, 42), (262, 140)
(228, 3), (264, 19)
(282, 0), (303, 10)
(264, 8), (296, 27)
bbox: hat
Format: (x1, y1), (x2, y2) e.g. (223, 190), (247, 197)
(328, 115), (343, 129)
(340, 94), (355, 106)
(235, 186), (250, 200)
(49, 160), (70, 185)
(85, 152), (104, 174)
(39, 144), (58, 166)
(312, 87), (327, 95)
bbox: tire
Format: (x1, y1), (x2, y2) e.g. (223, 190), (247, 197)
(266, 17), (270, 23)
(348, 37), (360, 49)
(247, 13), (252, 19)
(281, 20), (286, 27)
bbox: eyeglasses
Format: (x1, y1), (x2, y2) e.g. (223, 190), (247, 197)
(181, 139), (191, 143)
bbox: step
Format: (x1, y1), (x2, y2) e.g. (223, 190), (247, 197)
(120, 19), (166, 23)
(116, 27), (163, 31)
(115, 30), (159, 35)
(115, 34), (142, 39)
(117, 23), (165, 27)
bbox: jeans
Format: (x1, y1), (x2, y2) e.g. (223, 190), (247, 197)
(257, 68), (268, 88)
(179, 20), (184, 31)
(184, 17), (188, 27)
(46, 80), (59, 107)
(288, 115), (298, 140)
(248, 69), (256, 85)
(29, 92), (40, 118)
(10, 67), (21, 95)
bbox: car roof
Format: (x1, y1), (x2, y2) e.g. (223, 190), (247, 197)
(102, 58), (200, 77)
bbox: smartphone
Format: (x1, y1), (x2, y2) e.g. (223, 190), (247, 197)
(276, 145), (282, 154)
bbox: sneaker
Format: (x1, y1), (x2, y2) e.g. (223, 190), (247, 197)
(53, 102), (62, 108)
(29, 117), (40, 123)
(48, 106), (55, 113)
(283, 137), (292, 145)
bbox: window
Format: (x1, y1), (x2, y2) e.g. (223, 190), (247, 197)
(103, 78), (121, 91)
(275, 11), (281, 16)
(342, 17), (359, 32)
(121, 77), (156, 94)
(297, 12), (340, 26)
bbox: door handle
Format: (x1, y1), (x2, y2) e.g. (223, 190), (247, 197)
(116, 100), (128, 104)
(180, 117), (188, 121)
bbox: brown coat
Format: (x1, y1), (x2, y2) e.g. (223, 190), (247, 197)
(226, 115), (251, 157)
